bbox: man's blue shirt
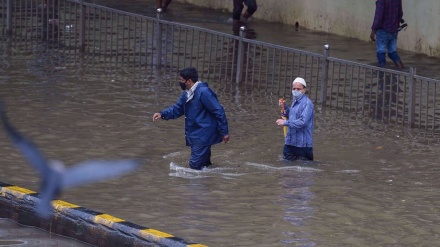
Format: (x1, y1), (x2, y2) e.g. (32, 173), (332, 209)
(160, 82), (229, 147)
(284, 95), (314, 148)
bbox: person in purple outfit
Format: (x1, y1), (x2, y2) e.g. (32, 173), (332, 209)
(370, 0), (404, 68)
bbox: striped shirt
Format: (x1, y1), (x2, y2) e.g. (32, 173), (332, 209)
(371, 0), (403, 33)
(284, 95), (314, 148)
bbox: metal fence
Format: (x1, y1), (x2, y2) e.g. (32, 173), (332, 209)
(2, 0), (440, 132)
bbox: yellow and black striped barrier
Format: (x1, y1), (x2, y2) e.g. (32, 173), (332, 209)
(0, 181), (207, 247)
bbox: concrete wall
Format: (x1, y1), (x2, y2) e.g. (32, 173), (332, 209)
(176, 0), (440, 57)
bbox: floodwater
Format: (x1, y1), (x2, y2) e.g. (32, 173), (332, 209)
(1, 0), (440, 246)
(0, 218), (93, 247)
(92, 0), (440, 79)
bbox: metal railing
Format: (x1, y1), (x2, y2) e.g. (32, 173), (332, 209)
(2, 0), (440, 132)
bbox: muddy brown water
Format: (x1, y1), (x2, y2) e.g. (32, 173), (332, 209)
(1, 1), (440, 246)
(0, 218), (93, 247)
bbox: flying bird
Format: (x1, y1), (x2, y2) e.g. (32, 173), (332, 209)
(0, 102), (139, 218)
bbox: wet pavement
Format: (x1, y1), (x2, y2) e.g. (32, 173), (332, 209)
(91, 0), (440, 79)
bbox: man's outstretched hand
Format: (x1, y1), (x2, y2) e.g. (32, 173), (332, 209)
(153, 113), (162, 122)
(370, 30), (376, 42)
(223, 135), (230, 143)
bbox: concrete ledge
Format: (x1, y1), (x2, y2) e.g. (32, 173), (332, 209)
(0, 181), (207, 247)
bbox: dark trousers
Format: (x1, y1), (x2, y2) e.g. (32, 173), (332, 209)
(156, 0), (172, 11)
(232, 0), (258, 20)
(283, 145), (314, 161)
(189, 145), (212, 170)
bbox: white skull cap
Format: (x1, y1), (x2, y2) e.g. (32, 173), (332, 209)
(293, 77), (306, 87)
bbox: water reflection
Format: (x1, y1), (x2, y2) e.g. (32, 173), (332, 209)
(279, 169), (315, 247)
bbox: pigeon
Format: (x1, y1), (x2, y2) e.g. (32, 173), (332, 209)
(0, 102), (139, 218)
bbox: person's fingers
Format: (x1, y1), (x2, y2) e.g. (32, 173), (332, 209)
(223, 135), (230, 143)
(276, 119), (286, 126)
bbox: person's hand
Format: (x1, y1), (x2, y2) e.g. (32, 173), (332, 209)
(222, 135), (230, 143)
(276, 119), (285, 126)
(153, 113), (162, 122)
(370, 30), (376, 42)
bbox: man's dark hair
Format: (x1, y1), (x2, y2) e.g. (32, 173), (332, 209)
(180, 67), (198, 82)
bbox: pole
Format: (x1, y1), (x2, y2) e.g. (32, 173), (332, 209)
(235, 26), (245, 83)
(408, 67), (416, 128)
(319, 44), (330, 105)
(155, 8), (163, 68)
(6, 0), (12, 35)
(79, 0), (86, 53)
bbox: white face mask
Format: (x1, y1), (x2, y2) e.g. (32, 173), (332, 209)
(292, 90), (303, 101)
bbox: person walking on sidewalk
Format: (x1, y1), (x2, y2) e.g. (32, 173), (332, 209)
(153, 67), (230, 170)
(232, 0), (258, 35)
(370, 0), (404, 68)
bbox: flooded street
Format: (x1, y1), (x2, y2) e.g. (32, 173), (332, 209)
(1, 0), (440, 246)
(0, 218), (93, 246)
(93, 0), (440, 79)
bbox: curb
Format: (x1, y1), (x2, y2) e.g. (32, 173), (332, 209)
(0, 181), (207, 247)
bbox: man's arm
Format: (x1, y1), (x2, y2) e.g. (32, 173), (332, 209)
(370, 29), (377, 42)
(371, 0), (384, 30)
(200, 89), (229, 137)
(157, 93), (186, 120)
(398, 0), (403, 21)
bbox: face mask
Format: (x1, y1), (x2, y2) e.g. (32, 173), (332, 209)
(292, 90), (303, 101)
(179, 81), (186, 90)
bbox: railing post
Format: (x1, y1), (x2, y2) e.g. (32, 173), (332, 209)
(235, 26), (245, 83)
(408, 67), (417, 128)
(79, 0), (86, 53)
(6, 0), (12, 35)
(319, 44), (330, 105)
(155, 8), (163, 68)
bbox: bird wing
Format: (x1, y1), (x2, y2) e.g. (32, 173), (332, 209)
(0, 101), (51, 176)
(61, 159), (139, 189)
(36, 169), (63, 218)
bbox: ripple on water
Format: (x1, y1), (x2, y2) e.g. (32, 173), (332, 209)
(244, 162), (322, 172)
(169, 162), (247, 179)
(335, 169), (360, 174)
